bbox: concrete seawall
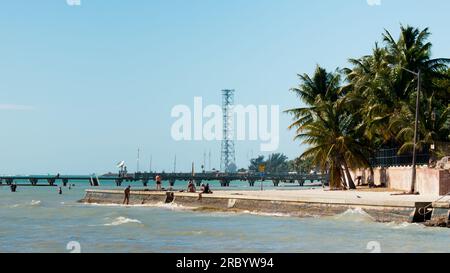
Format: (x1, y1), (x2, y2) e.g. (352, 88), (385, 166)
(79, 189), (450, 224)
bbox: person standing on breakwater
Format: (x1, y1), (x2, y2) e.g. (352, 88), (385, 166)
(155, 175), (162, 191)
(123, 185), (131, 205)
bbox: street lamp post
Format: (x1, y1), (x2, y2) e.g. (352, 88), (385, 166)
(390, 64), (421, 194)
(411, 69), (421, 194)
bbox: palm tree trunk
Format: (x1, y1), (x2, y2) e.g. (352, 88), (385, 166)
(339, 168), (348, 190)
(330, 163), (344, 190)
(368, 167), (375, 188)
(342, 158), (356, 189)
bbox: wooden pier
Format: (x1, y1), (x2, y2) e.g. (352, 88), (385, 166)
(0, 172), (328, 188)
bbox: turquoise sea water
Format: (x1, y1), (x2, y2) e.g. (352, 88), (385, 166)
(0, 180), (449, 253)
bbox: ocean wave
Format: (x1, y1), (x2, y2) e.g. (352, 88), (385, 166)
(82, 203), (124, 207)
(242, 210), (292, 218)
(192, 208), (293, 219)
(141, 202), (194, 210)
(104, 216), (142, 226)
(83, 202), (194, 211)
(332, 208), (375, 222)
(172, 230), (206, 236)
(386, 222), (424, 229)
(30, 200), (41, 206)
(9, 200), (42, 208)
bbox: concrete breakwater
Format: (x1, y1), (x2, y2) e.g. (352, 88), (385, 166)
(79, 189), (450, 226)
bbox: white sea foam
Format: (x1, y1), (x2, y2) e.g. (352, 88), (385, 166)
(193, 209), (293, 219)
(386, 222), (423, 229)
(10, 200), (41, 208)
(83, 203), (122, 207)
(141, 202), (194, 210)
(84, 202), (194, 211)
(242, 210), (292, 218)
(104, 217), (142, 226)
(332, 208), (375, 222)
(30, 200), (41, 206)
(85, 201), (295, 218)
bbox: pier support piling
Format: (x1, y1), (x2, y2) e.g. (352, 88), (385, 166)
(47, 178), (56, 186)
(142, 179), (149, 187)
(115, 179), (123, 187)
(169, 179), (176, 187)
(220, 179), (230, 187)
(248, 180), (256, 187)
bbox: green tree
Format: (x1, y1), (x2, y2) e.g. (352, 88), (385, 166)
(288, 25), (450, 191)
(266, 153), (289, 173)
(286, 65), (342, 134)
(298, 98), (372, 189)
(248, 156), (265, 173)
(288, 157), (314, 173)
(248, 154), (290, 173)
(344, 25), (450, 155)
(287, 66), (372, 189)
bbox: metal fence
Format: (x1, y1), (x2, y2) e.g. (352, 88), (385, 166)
(436, 142), (450, 156)
(369, 148), (430, 168)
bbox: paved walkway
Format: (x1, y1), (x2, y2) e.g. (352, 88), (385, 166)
(199, 188), (449, 207)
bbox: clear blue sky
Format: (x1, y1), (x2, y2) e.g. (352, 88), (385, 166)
(0, 0), (449, 174)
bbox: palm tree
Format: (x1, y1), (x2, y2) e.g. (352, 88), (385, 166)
(381, 27), (450, 169)
(288, 157), (313, 173)
(248, 156), (265, 173)
(343, 46), (398, 186)
(288, 25), (449, 190)
(344, 45), (397, 146)
(390, 95), (450, 155)
(248, 154), (290, 174)
(383, 26), (449, 98)
(344, 25), (450, 156)
(286, 67), (368, 189)
(266, 153), (289, 173)
(286, 66), (342, 133)
(289, 89), (370, 189)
